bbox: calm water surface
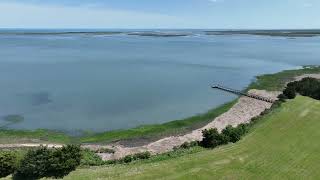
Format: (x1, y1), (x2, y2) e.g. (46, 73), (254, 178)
(0, 30), (319, 132)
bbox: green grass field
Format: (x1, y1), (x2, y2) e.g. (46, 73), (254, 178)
(61, 96), (320, 180)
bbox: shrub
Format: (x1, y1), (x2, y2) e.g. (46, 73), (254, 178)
(47, 145), (82, 178)
(14, 146), (51, 179)
(133, 152), (151, 160)
(0, 152), (18, 178)
(81, 148), (104, 166)
(104, 159), (117, 165)
(121, 151), (151, 164)
(277, 93), (287, 101)
(180, 141), (199, 149)
(14, 145), (82, 179)
(222, 124), (248, 143)
(283, 86), (296, 99)
(123, 155), (133, 163)
(238, 123), (249, 134)
(200, 128), (228, 148)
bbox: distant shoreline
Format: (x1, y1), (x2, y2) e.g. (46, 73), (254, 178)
(205, 30), (320, 37)
(1, 29), (320, 37)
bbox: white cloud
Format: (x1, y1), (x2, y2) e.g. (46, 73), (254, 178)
(208, 0), (223, 3)
(303, 2), (312, 7)
(0, 2), (185, 28)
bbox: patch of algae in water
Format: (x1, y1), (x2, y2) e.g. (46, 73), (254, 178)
(3, 114), (24, 124)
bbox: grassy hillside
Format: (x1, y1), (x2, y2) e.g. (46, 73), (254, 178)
(62, 96), (320, 179)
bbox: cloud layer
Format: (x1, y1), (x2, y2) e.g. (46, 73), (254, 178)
(0, 1), (185, 28)
(0, 0), (319, 29)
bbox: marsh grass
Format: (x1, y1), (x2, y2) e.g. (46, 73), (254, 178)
(248, 65), (320, 91)
(0, 101), (236, 144)
(80, 100), (236, 144)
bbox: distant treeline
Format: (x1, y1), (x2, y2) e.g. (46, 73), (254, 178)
(205, 30), (320, 37)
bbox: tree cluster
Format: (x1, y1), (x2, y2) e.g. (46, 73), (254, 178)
(0, 152), (18, 178)
(13, 145), (81, 180)
(282, 77), (320, 100)
(200, 124), (248, 148)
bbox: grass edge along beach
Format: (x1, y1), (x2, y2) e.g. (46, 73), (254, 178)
(60, 95), (320, 180)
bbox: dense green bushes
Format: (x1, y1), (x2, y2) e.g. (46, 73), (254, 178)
(222, 124), (248, 143)
(47, 145), (82, 178)
(0, 152), (18, 178)
(200, 128), (229, 148)
(178, 101), (281, 150)
(122, 152), (151, 163)
(200, 124), (249, 148)
(283, 86), (296, 99)
(13, 145), (81, 179)
(180, 99), (284, 150)
(179, 141), (199, 149)
(198, 99), (285, 149)
(81, 148), (105, 166)
(283, 77), (320, 100)
(103, 151), (151, 165)
(14, 146), (52, 179)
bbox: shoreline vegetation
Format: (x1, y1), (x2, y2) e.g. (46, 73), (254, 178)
(0, 65), (320, 145)
(0, 101), (236, 145)
(0, 31), (190, 37)
(66, 95), (320, 180)
(1, 30), (320, 37)
(205, 30), (320, 37)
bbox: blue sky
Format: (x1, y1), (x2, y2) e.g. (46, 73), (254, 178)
(0, 0), (319, 29)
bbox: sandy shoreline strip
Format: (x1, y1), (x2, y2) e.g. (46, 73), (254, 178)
(91, 89), (280, 160)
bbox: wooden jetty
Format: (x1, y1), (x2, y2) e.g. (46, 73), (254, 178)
(211, 84), (275, 103)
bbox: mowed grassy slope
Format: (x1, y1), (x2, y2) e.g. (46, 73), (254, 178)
(63, 96), (320, 180)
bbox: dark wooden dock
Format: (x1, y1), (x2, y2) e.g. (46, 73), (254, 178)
(211, 85), (275, 103)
